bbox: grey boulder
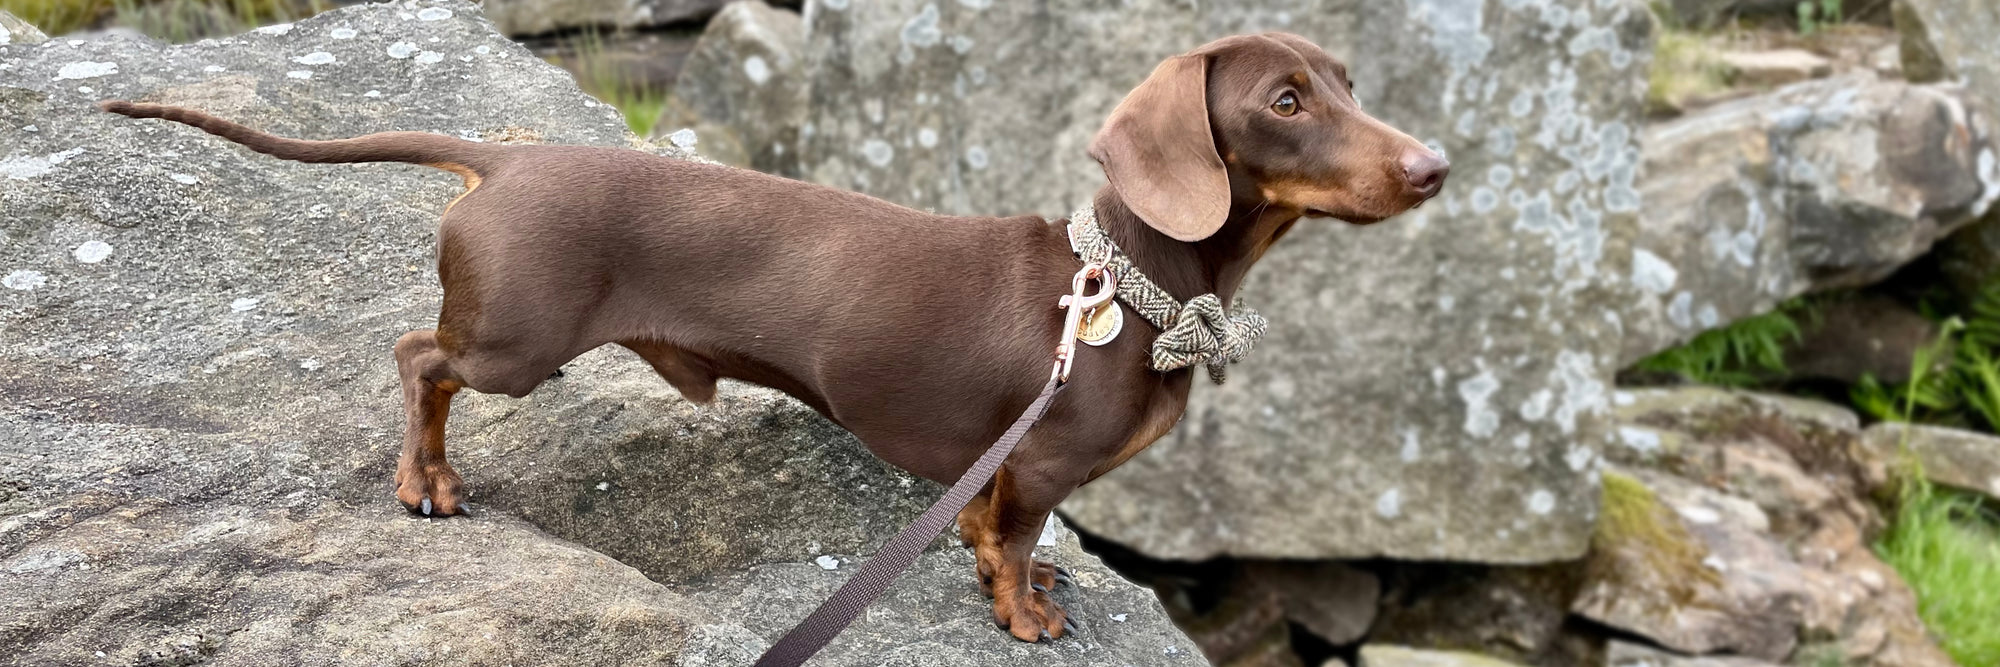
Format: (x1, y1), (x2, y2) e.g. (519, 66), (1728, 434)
(0, 2), (1193, 664)
(791, 0), (1652, 564)
(653, 0), (807, 173)
(1861, 423), (2000, 502)
(1621, 72), (2000, 365)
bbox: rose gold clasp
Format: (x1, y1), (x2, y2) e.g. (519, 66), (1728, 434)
(1052, 263), (1117, 383)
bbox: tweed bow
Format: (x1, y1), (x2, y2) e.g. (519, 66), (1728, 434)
(1066, 204), (1269, 384)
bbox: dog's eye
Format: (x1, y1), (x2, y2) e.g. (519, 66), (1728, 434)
(1272, 93), (1298, 117)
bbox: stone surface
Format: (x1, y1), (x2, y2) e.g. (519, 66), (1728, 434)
(1862, 423), (2000, 502)
(0, 10), (48, 45)
(482, 0), (725, 37)
(1368, 562), (1596, 666)
(1897, 0), (1999, 96)
(1784, 294), (1940, 385)
(1357, 645), (1528, 667)
(798, 0), (1651, 564)
(1606, 641), (1783, 667)
(1240, 560), (1379, 646)
(1718, 49), (1833, 88)
(1621, 72), (2000, 365)
(1599, 387), (1955, 667)
(1898, 0), (2000, 302)
(0, 3), (1194, 663)
(653, 0), (806, 173)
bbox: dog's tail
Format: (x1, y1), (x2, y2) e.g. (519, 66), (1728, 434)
(97, 100), (500, 177)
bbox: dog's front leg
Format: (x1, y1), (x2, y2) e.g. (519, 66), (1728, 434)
(972, 461), (1085, 642)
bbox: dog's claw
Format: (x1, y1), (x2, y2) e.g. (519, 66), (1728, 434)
(1038, 629), (1052, 643)
(420, 497), (433, 516)
(1063, 619), (1079, 635)
(1032, 583), (1049, 593)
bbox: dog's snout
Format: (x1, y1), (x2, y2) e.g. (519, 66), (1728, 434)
(1402, 152), (1450, 199)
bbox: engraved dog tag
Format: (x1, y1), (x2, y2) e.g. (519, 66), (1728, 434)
(1077, 304), (1123, 346)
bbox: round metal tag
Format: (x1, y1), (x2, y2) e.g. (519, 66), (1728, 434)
(1077, 304), (1123, 346)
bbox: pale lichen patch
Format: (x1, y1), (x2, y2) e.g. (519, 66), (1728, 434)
(54, 61), (117, 80)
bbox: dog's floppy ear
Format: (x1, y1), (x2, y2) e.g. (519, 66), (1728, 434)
(1088, 54), (1230, 242)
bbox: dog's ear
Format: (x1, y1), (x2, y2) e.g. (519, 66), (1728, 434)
(1089, 54), (1230, 242)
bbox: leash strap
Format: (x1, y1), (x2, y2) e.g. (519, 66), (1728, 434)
(752, 375), (1066, 667)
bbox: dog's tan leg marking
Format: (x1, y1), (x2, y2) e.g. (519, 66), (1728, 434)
(981, 467), (1072, 641)
(393, 330), (467, 516)
(424, 161), (483, 216)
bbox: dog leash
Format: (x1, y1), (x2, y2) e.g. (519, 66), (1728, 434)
(753, 263), (1116, 667)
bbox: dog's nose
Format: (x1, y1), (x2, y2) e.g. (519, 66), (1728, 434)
(1402, 152), (1451, 199)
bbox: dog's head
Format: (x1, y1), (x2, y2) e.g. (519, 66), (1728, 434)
(1089, 33), (1449, 241)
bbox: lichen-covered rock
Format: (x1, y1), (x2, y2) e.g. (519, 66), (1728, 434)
(1597, 387), (1954, 667)
(0, 2), (1194, 663)
(794, 0), (1650, 564)
(1896, 0), (1999, 93)
(652, 0), (806, 173)
(0, 10), (47, 45)
(1861, 423), (2000, 502)
(1621, 73), (2000, 365)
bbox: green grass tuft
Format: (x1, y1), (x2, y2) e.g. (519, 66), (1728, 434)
(1646, 26), (1731, 115)
(3, 0), (327, 41)
(1636, 299), (1807, 387)
(539, 30), (669, 138)
(1877, 481), (2000, 666)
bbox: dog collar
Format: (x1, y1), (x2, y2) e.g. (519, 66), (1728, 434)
(1066, 204), (1268, 384)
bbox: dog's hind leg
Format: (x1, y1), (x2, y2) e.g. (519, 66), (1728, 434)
(393, 329), (467, 516)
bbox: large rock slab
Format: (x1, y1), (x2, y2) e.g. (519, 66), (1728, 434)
(1861, 423), (2000, 502)
(1906, 0), (2000, 298)
(652, 0), (806, 173)
(1621, 73), (2000, 365)
(0, 2), (1193, 663)
(795, 0), (1651, 563)
(1600, 387), (1954, 667)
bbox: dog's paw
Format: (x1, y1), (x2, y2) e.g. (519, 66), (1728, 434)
(992, 584), (1072, 642)
(394, 462), (468, 517)
(1030, 560), (1075, 591)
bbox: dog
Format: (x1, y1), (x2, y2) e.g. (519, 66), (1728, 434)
(100, 32), (1447, 642)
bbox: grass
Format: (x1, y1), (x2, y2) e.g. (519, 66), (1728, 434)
(1876, 480), (2000, 666)
(539, 29), (670, 137)
(2, 0), (327, 41)
(1634, 299), (1808, 387)
(1853, 280), (2000, 431)
(1645, 26), (1732, 115)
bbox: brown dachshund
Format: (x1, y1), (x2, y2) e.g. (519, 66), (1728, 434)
(100, 32), (1446, 642)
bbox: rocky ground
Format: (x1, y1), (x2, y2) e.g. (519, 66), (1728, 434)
(0, 3), (1194, 664)
(7, 0), (2000, 665)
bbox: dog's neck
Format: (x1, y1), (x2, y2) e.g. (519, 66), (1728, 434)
(1090, 188), (1302, 304)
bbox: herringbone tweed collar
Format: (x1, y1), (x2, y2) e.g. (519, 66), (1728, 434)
(1066, 203), (1268, 384)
